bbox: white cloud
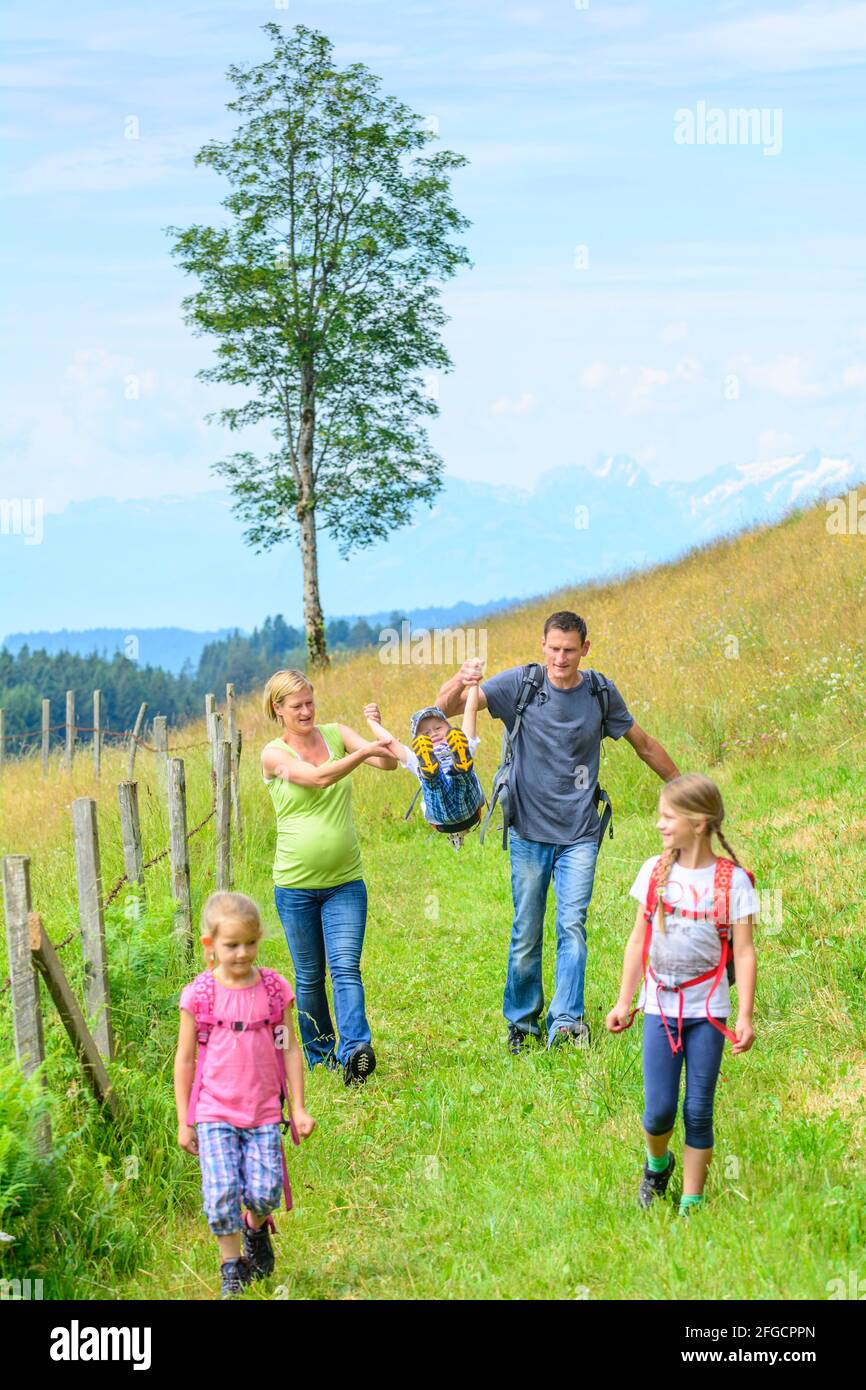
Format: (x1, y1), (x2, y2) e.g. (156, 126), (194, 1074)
(491, 391), (537, 414)
(579, 362), (610, 390)
(841, 363), (866, 387)
(731, 354), (825, 399)
(660, 321), (688, 344)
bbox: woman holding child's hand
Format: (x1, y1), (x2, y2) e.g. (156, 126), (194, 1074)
(261, 669), (397, 1087)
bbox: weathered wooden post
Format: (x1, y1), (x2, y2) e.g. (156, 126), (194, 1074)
(127, 701), (148, 780)
(215, 733), (232, 891)
(41, 698), (50, 777)
(117, 781), (145, 909)
(205, 694), (217, 769)
(168, 758), (193, 951)
(0, 707), (5, 776)
(65, 690), (76, 770)
(72, 797), (114, 1060)
(225, 683), (243, 841)
(231, 729), (244, 843)
(28, 913), (118, 1118)
(93, 689), (102, 779)
(2, 856), (51, 1152)
(152, 715), (168, 796)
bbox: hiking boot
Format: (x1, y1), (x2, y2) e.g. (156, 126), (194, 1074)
(445, 728), (474, 773)
(242, 1211), (276, 1280)
(344, 1043), (376, 1086)
(548, 1019), (591, 1050)
(220, 1256), (253, 1299)
(507, 1024), (529, 1055)
(411, 734), (440, 780)
(638, 1152), (676, 1209)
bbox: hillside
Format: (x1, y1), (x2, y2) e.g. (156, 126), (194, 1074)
(0, 492), (864, 1300)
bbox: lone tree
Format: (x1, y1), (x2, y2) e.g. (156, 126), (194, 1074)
(168, 23), (470, 667)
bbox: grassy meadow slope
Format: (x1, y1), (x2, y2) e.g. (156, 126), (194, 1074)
(1, 494), (864, 1299)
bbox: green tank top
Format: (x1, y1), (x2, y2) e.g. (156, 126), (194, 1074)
(263, 724), (363, 890)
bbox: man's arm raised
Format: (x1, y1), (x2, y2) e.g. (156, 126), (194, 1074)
(623, 721), (679, 781)
(436, 659), (488, 718)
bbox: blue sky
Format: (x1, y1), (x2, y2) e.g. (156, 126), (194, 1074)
(3, 0), (865, 520)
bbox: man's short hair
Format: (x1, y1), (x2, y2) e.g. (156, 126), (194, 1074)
(543, 610), (587, 643)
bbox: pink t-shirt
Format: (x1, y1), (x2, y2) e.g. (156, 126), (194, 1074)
(179, 970), (295, 1128)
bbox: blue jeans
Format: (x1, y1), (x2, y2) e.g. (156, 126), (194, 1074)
(642, 1015), (727, 1149)
(504, 831), (599, 1039)
(274, 878), (371, 1069)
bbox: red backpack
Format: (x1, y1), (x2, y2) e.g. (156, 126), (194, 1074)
(186, 967), (300, 1209)
(627, 856), (756, 1056)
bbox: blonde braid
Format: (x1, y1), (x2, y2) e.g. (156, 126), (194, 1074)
(715, 827), (741, 867)
(655, 847), (680, 935)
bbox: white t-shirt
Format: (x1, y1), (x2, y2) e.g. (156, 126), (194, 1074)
(629, 855), (758, 1018)
(404, 735), (481, 823)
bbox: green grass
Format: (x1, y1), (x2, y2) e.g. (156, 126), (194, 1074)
(2, 494), (865, 1299)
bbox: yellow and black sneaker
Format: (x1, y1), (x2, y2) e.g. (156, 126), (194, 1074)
(411, 733), (440, 780)
(445, 727), (474, 773)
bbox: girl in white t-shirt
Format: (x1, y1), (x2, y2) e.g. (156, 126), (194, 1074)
(606, 773), (758, 1216)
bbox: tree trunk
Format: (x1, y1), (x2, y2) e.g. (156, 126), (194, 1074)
(298, 499), (328, 669)
(297, 363), (328, 669)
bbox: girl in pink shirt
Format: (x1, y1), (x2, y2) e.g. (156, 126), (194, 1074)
(174, 891), (314, 1298)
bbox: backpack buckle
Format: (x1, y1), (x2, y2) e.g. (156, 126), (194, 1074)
(231, 1020), (245, 1032)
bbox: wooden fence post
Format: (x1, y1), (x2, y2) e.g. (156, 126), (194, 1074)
(231, 729), (244, 842)
(168, 758), (193, 951)
(72, 797), (114, 1060)
(152, 715), (168, 795)
(127, 701), (148, 780)
(28, 913), (118, 1117)
(42, 698), (50, 778)
(0, 707), (5, 776)
(225, 684), (243, 840)
(215, 736), (232, 891)
(226, 683), (236, 747)
(93, 689), (102, 779)
(205, 694), (216, 769)
(65, 690), (75, 770)
(2, 856), (51, 1152)
(117, 781), (145, 907)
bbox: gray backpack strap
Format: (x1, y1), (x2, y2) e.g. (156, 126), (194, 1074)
(403, 785), (423, 821)
(479, 663), (544, 848)
(587, 669), (611, 738)
(587, 669), (614, 848)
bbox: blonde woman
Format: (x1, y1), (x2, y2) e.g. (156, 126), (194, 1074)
(261, 670), (397, 1085)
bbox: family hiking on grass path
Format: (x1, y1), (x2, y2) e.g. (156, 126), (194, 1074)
(173, 608), (759, 1297)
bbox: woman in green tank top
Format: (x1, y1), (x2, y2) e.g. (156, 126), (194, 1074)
(262, 668), (397, 1085)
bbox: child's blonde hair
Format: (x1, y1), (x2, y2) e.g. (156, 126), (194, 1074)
(201, 891), (263, 964)
(263, 668), (312, 722)
(654, 774), (742, 933)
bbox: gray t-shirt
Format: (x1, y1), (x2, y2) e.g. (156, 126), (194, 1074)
(482, 665), (634, 845)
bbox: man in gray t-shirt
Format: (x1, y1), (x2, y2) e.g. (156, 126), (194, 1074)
(436, 610), (678, 1052)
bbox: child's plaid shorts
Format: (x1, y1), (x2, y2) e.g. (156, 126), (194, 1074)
(196, 1121), (284, 1235)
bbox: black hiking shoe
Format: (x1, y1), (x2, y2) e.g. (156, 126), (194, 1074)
(507, 1024), (530, 1055)
(242, 1212), (276, 1279)
(638, 1152), (676, 1209)
(344, 1043), (376, 1086)
(548, 1019), (591, 1050)
(220, 1256), (253, 1299)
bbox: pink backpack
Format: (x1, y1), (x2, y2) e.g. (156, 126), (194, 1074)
(186, 966), (300, 1209)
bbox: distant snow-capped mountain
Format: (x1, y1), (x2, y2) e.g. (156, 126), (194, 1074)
(0, 451), (857, 633)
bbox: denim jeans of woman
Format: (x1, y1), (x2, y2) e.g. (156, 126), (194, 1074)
(274, 877), (371, 1069)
